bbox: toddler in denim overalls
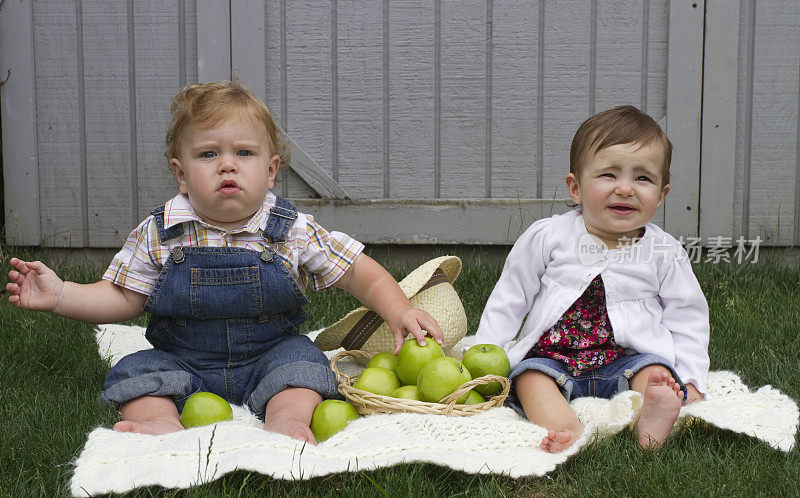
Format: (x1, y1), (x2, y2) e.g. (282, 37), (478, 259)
(6, 81), (443, 443)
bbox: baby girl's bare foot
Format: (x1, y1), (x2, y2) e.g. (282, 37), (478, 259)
(540, 423), (585, 453)
(113, 417), (183, 435)
(636, 369), (683, 449)
(264, 415), (318, 445)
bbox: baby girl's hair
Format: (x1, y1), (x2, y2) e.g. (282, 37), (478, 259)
(570, 105), (672, 186)
(164, 80), (289, 169)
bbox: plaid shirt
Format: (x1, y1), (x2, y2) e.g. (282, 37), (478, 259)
(102, 192), (364, 296)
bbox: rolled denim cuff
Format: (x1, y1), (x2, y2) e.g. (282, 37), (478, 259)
(100, 371), (196, 410)
(247, 360), (341, 419)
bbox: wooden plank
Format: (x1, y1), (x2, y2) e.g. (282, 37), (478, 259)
(643, 1), (669, 229)
(1, 0), (40, 245)
(644, 1), (669, 120)
(292, 198), (571, 244)
(746, 0), (799, 245)
(288, 137), (350, 199)
(594, 1), (642, 111)
(261, 0), (314, 198)
(490, 0), (538, 198)
(734, 0), (754, 241)
(196, 0), (230, 82)
(82, 0), (134, 247)
(133, 0), (185, 222)
(388, 0), (436, 198)
(542, 0), (591, 198)
(263, 0), (283, 122)
(224, 1), (322, 200)
(32, 0), (85, 247)
(184, 0), (199, 84)
(664, 1), (703, 240)
(699, 0), (739, 241)
(284, 1), (334, 197)
(336, 0), (384, 198)
(231, 0), (267, 98)
(440, 0), (486, 198)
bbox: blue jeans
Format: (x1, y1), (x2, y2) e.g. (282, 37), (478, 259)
(505, 353), (687, 417)
(102, 334), (338, 418)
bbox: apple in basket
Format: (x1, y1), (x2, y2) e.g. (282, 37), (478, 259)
(180, 392), (233, 428)
(367, 351), (397, 372)
(310, 399), (360, 442)
(416, 357), (472, 404)
(391, 385), (422, 401)
(461, 344), (511, 397)
(463, 390), (485, 405)
(353, 366), (401, 396)
(395, 338), (445, 386)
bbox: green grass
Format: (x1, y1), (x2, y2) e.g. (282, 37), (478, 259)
(1, 245), (798, 497)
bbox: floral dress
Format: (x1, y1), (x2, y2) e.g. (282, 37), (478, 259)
(525, 275), (625, 376)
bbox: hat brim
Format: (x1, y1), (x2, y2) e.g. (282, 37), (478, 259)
(314, 255), (465, 353)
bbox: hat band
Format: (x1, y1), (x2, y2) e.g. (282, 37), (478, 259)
(340, 268), (450, 351)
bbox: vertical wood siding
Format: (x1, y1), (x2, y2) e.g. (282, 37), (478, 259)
(2, 1), (798, 246)
(734, 0), (800, 246)
(22, 0), (197, 247)
(258, 0), (669, 202)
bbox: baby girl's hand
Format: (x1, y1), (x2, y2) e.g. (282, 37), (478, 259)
(384, 306), (445, 355)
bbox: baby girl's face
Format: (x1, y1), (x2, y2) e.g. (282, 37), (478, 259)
(565, 142), (670, 249)
(170, 116), (279, 232)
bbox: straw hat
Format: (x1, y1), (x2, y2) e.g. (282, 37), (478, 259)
(314, 255), (468, 354)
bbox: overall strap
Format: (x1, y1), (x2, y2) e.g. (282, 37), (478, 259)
(263, 196), (298, 243)
(151, 205), (185, 244)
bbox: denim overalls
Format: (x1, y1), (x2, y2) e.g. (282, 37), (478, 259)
(102, 197), (340, 419)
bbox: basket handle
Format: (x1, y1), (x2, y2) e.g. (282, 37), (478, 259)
(330, 349), (372, 385)
(439, 374), (511, 406)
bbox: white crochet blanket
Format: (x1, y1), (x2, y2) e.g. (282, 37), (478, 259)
(70, 324), (798, 496)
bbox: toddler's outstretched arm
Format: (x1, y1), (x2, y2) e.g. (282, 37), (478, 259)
(6, 257), (146, 323)
(334, 254), (444, 354)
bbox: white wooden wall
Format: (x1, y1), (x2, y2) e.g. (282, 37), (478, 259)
(2, 0), (200, 247)
(734, 0), (800, 246)
(1, 1), (798, 247)
(700, 0), (800, 247)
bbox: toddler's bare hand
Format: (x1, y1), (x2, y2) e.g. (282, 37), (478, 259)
(385, 306), (445, 355)
(6, 258), (64, 312)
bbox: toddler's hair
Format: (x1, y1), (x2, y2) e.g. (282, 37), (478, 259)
(570, 105), (672, 186)
(165, 80), (288, 169)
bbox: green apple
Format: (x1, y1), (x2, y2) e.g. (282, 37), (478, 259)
(461, 343), (511, 397)
(310, 399), (360, 442)
(180, 392), (233, 428)
(367, 351), (397, 372)
(462, 389), (485, 405)
(395, 338), (444, 386)
(390, 385), (421, 401)
(353, 366), (401, 396)
(416, 356), (472, 404)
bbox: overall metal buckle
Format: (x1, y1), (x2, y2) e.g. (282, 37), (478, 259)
(260, 248), (276, 263)
(171, 246), (185, 264)
(269, 208), (298, 221)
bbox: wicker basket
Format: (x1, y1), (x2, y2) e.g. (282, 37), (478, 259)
(331, 350), (510, 416)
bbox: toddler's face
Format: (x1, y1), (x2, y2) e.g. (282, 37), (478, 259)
(170, 116), (279, 232)
(566, 142), (670, 249)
